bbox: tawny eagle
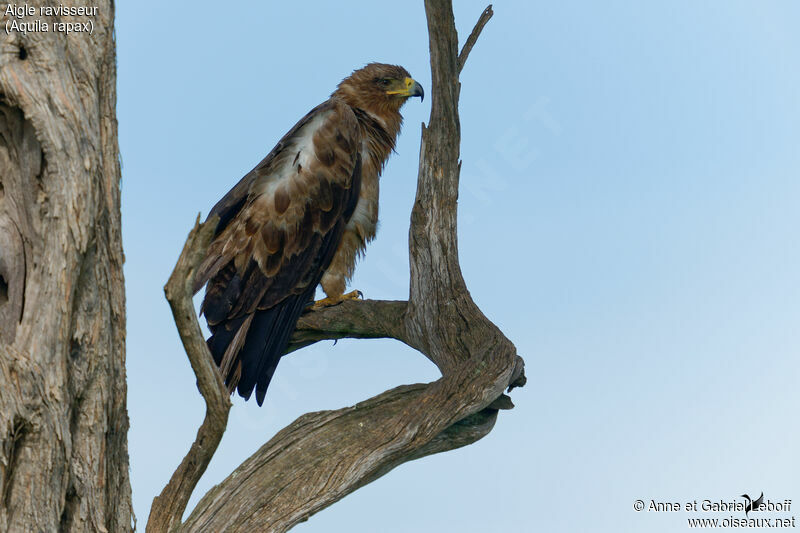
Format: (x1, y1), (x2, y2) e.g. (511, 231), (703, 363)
(193, 63), (423, 405)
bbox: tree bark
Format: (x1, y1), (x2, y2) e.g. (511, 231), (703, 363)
(150, 2), (522, 532)
(0, 3), (133, 532)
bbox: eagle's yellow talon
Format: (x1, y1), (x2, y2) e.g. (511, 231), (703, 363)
(343, 289), (362, 302)
(310, 289), (362, 311)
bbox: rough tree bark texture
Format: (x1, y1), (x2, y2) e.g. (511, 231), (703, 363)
(0, 2), (133, 532)
(149, 2), (523, 532)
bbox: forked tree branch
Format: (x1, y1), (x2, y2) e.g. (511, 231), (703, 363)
(459, 5), (494, 73)
(147, 215), (231, 533)
(151, 3), (524, 532)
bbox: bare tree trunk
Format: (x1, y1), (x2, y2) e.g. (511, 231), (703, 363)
(149, 2), (523, 532)
(0, 3), (133, 531)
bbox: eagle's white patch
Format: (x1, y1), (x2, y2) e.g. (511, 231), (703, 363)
(252, 110), (331, 200)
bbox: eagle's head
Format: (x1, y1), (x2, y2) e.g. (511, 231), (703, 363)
(334, 63), (424, 117)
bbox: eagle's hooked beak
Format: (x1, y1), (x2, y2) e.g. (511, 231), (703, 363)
(388, 77), (425, 102)
(408, 78), (424, 102)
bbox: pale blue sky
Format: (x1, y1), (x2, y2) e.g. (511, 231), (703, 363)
(117, 2), (799, 531)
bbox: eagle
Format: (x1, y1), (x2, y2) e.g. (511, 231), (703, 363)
(192, 63), (424, 405)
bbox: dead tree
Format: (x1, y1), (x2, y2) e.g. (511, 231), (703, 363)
(148, 1), (525, 532)
(0, 2), (133, 532)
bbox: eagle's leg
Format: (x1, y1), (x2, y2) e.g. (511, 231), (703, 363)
(310, 289), (362, 310)
(313, 228), (367, 310)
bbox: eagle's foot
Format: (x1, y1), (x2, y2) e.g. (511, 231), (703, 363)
(310, 289), (362, 311)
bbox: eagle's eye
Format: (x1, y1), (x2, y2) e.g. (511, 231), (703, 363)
(377, 78), (392, 87)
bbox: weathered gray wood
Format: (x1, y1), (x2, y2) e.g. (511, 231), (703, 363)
(0, 106), (31, 343)
(288, 299), (408, 353)
(146, 216), (231, 533)
(157, 2), (525, 532)
(458, 5), (494, 74)
(0, 3), (133, 531)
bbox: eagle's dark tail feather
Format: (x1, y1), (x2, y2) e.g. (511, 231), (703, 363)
(206, 288), (314, 406)
(207, 315), (246, 368)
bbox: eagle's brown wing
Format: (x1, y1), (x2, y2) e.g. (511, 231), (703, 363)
(194, 99), (362, 404)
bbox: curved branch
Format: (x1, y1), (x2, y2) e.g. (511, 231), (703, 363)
(181, 385), (505, 532)
(147, 215), (231, 533)
(287, 300), (409, 354)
